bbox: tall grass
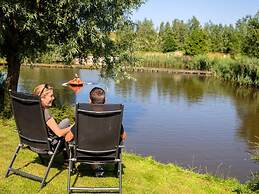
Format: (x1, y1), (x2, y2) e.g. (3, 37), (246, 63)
(135, 51), (189, 69)
(135, 52), (259, 87)
(209, 56), (259, 86)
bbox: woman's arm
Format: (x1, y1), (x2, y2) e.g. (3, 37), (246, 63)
(46, 117), (72, 137)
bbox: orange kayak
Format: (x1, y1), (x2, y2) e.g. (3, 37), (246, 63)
(68, 80), (84, 86)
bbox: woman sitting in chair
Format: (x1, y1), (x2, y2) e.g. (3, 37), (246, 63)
(33, 84), (74, 148)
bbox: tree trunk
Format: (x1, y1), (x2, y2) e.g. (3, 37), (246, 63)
(1, 55), (21, 118)
(6, 53), (21, 92)
(0, 13), (21, 118)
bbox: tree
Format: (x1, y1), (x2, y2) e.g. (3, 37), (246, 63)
(184, 17), (209, 56)
(0, 0), (144, 92)
(158, 22), (165, 37)
(134, 19), (160, 51)
(161, 22), (176, 52)
(158, 21), (165, 51)
(204, 22), (224, 52)
(171, 19), (188, 51)
(222, 25), (241, 56)
(241, 11), (259, 58)
(0, 0), (144, 117)
(188, 16), (200, 31)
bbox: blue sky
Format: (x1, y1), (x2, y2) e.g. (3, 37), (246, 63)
(131, 0), (259, 27)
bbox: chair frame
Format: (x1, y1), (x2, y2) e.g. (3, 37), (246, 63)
(67, 103), (124, 194)
(5, 91), (63, 189)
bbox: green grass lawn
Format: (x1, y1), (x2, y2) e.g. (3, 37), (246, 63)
(0, 119), (253, 194)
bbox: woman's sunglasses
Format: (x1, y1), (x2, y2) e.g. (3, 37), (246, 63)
(39, 84), (51, 96)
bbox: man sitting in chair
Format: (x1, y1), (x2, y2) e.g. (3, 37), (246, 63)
(89, 87), (127, 177)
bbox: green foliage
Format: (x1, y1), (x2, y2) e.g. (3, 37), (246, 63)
(188, 16), (201, 31)
(247, 172), (259, 193)
(161, 22), (177, 53)
(204, 23), (224, 52)
(133, 12), (258, 59)
(184, 17), (209, 56)
(184, 28), (209, 56)
(172, 19), (188, 51)
(135, 51), (188, 69)
(104, 23), (138, 80)
(49, 106), (75, 124)
(189, 55), (212, 70)
(36, 45), (64, 64)
(222, 25), (241, 56)
(136, 51), (259, 87)
(241, 11), (259, 58)
(212, 56), (259, 86)
(204, 23), (242, 56)
(0, 0), (144, 90)
(134, 19), (160, 52)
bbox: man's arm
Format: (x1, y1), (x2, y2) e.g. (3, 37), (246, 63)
(120, 124), (127, 141)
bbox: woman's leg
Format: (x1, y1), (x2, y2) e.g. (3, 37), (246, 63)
(58, 118), (70, 129)
(58, 118), (70, 161)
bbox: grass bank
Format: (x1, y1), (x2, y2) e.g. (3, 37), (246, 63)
(0, 118), (254, 194)
(135, 52), (259, 87)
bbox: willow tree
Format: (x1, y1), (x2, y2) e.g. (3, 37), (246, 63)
(0, 0), (144, 92)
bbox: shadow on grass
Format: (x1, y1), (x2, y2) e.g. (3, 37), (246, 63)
(70, 163), (126, 189)
(75, 163), (126, 178)
(6, 151), (67, 186)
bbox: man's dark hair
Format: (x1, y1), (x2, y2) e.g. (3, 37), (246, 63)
(89, 87), (105, 104)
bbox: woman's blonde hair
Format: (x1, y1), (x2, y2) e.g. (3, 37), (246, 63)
(33, 84), (53, 97)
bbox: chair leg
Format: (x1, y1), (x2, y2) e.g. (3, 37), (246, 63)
(119, 161), (122, 194)
(67, 160), (72, 194)
(114, 162), (119, 178)
(40, 140), (61, 189)
(67, 144), (74, 194)
(5, 144), (22, 177)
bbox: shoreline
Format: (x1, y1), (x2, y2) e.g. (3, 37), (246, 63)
(19, 63), (212, 76)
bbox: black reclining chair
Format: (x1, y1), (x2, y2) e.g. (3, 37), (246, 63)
(5, 91), (63, 189)
(68, 103), (124, 194)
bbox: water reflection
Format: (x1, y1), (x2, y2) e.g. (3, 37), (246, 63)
(232, 87), (259, 147)
(18, 67), (259, 182)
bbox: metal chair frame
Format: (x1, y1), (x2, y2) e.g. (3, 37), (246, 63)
(5, 91), (62, 189)
(67, 103), (124, 194)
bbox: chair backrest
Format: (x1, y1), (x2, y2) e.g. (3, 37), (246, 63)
(75, 103), (124, 161)
(10, 91), (51, 151)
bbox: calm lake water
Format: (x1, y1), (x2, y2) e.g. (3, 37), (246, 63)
(18, 67), (259, 182)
